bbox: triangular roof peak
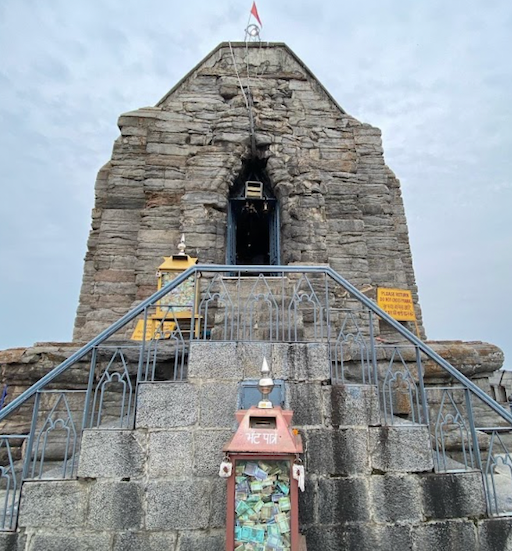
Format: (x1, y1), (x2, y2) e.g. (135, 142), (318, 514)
(157, 41), (346, 115)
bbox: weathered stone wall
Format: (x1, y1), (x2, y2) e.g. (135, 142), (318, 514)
(7, 342), (512, 551)
(74, 42), (424, 342)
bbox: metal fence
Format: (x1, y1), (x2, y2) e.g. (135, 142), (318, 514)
(0, 264), (511, 529)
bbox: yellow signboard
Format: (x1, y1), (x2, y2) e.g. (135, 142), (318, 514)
(377, 288), (416, 321)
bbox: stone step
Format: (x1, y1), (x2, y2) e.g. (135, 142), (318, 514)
(77, 430), (146, 480)
(304, 470), (486, 528)
(7, 337), (512, 551)
(327, 384), (381, 428)
(17, 479), (147, 542)
(187, 341), (330, 382)
(369, 425), (434, 473)
(0, 533), (18, 551)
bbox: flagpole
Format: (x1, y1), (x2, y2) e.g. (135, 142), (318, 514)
(245, 11), (252, 41)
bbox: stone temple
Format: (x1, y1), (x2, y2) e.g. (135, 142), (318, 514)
(73, 42), (424, 342)
(0, 42), (512, 551)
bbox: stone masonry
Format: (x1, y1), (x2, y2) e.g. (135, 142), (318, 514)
(74, 42), (424, 342)
(1, 41), (510, 551)
(5, 342), (512, 551)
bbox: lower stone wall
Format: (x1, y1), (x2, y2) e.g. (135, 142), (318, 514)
(4, 342), (512, 551)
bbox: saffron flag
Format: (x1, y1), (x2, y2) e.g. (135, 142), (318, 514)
(251, 1), (263, 27)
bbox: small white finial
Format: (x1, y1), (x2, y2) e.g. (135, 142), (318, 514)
(177, 234), (186, 255)
(258, 356), (274, 409)
(261, 357), (270, 375)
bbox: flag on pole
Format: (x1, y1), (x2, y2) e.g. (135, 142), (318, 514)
(250, 1), (263, 27)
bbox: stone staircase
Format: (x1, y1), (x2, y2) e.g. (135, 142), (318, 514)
(1, 342), (512, 550)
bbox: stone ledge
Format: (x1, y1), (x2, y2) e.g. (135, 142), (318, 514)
(146, 479), (210, 530)
(87, 481), (144, 531)
(193, 429), (234, 477)
(25, 532), (111, 551)
(112, 532), (177, 551)
(0, 533), (19, 551)
(288, 383), (325, 426)
(477, 518), (512, 551)
(188, 342), (330, 382)
(198, 381), (239, 428)
(306, 428), (370, 476)
(369, 473), (422, 523)
(303, 524), (413, 550)
(188, 342), (241, 380)
(412, 520), (477, 551)
(326, 384), (381, 427)
(148, 430), (194, 478)
(318, 477), (370, 524)
(178, 531), (225, 551)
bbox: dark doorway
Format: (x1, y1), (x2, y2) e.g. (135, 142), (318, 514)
(226, 160), (280, 266)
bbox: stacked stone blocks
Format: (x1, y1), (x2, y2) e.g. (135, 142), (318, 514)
(6, 342), (512, 550)
(74, 42), (425, 341)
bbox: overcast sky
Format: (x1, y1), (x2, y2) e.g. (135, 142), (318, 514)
(0, 1), (511, 367)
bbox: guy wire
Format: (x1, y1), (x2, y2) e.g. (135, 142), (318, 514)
(229, 41), (256, 157)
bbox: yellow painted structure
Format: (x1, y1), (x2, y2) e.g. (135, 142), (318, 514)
(131, 251), (199, 341)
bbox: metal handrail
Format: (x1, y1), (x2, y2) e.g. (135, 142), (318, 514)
(0, 266), (196, 421)
(1, 263), (511, 428)
(323, 266), (512, 425)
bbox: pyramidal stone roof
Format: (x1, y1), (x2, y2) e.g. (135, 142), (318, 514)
(156, 42), (347, 115)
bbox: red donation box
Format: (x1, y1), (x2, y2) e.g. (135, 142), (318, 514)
(220, 406), (304, 551)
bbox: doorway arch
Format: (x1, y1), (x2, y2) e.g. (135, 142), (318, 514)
(226, 161), (280, 266)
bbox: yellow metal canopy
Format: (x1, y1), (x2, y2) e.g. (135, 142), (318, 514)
(157, 253), (198, 273)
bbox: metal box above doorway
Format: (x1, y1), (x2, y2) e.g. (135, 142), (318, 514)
(245, 180), (263, 198)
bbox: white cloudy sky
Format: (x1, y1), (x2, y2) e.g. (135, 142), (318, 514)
(0, 1), (511, 366)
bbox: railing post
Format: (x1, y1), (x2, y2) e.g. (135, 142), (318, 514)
(463, 388), (493, 514)
(368, 310), (379, 388)
(136, 307), (149, 384)
(22, 392), (41, 481)
(465, 389), (483, 472)
(82, 347), (97, 431)
(416, 346), (429, 426)
(236, 269), (241, 342)
(324, 272), (330, 344)
(189, 270), (199, 351)
(281, 269), (286, 342)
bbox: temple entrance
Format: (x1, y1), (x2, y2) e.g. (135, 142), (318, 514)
(227, 198), (279, 265)
(226, 162), (280, 266)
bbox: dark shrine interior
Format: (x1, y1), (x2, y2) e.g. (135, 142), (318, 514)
(229, 156), (276, 266)
(235, 200), (271, 265)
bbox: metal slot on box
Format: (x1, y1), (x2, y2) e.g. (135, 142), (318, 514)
(249, 416), (277, 429)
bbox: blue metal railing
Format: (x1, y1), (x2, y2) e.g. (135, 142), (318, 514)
(323, 266), (512, 424)
(2, 264), (510, 422)
(0, 264), (511, 528)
